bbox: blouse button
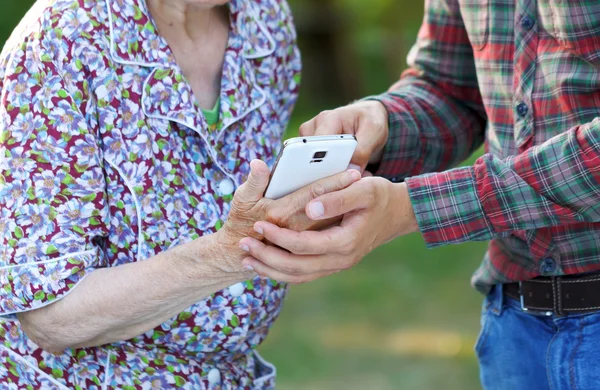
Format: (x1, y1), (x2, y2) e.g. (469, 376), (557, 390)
(229, 282), (245, 298)
(208, 368), (221, 385)
(218, 178), (235, 196)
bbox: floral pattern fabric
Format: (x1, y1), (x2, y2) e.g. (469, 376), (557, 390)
(0, 0), (301, 388)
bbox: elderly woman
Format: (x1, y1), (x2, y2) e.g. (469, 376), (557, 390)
(0, 0), (361, 388)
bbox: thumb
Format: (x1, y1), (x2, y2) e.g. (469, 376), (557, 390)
(306, 180), (367, 220)
(235, 160), (271, 204)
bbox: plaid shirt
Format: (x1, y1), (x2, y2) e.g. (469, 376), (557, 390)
(369, 0), (600, 293)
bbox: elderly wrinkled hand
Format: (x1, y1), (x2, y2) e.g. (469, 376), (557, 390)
(219, 160), (362, 272)
(238, 177), (419, 284)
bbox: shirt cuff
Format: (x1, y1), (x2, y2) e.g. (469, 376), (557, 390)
(362, 93), (420, 182)
(405, 166), (495, 248)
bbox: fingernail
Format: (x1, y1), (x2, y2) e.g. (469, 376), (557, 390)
(240, 244), (250, 252)
(308, 201), (324, 218)
(348, 163), (361, 172)
(254, 225), (264, 235)
(244, 264), (254, 271)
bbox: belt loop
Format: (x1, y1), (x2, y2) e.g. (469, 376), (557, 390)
(552, 277), (563, 316)
(490, 284), (504, 316)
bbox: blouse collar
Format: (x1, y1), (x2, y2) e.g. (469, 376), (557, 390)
(106, 0), (276, 67)
(105, 0), (276, 181)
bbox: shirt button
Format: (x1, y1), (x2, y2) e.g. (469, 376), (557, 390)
(521, 17), (535, 30)
(218, 178), (235, 196)
(207, 368), (221, 385)
(516, 102), (529, 118)
(540, 258), (557, 274)
(229, 282), (245, 297)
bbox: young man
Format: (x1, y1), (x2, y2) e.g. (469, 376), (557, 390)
(237, 1), (600, 388)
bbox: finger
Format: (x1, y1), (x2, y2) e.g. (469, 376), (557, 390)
(281, 169), (361, 209)
(351, 103), (388, 169)
(362, 170), (373, 178)
(306, 180), (371, 220)
(239, 237), (332, 274)
(349, 139), (373, 171)
(242, 257), (335, 285)
(255, 221), (348, 255)
(313, 110), (345, 136)
(234, 160), (270, 203)
(298, 118), (317, 136)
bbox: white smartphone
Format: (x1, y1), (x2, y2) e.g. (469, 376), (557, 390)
(264, 135), (358, 200)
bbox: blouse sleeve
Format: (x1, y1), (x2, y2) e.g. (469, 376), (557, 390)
(0, 36), (109, 316)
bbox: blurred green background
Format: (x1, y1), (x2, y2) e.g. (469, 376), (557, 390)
(1, 1), (486, 389)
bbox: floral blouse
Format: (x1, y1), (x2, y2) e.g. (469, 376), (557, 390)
(0, 0), (300, 388)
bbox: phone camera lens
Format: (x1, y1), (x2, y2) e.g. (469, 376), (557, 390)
(303, 139), (307, 143)
(313, 151), (327, 159)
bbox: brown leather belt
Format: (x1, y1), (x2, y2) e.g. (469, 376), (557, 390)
(504, 274), (600, 316)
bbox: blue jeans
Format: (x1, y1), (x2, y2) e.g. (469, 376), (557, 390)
(477, 284), (600, 390)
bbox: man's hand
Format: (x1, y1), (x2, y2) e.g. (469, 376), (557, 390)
(238, 178), (419, 284)
(299, 101), (389, 172)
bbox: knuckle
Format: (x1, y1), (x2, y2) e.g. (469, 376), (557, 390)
(353, 148), (370, 164)
(340, 236), (358, 255)
(347, 240), (358, 253)
(318, 110), (333, 119)
(288, 241), (307, 255)
(331, 195), (345, 215)
(299, 122), (311, 136)
(229, 198), (247, 216)
(340, 244), (355, 257)
(339, 261), (353, 271)
(264, 207), (276, 221)
(368, 109), (387, 129)
(265, 206), (286, 226)
(364, 181), (377, 203)
(283, 264), (302, 275)
(309, 182), (327, 198)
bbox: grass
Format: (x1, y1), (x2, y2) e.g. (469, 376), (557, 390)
(259, 119), (487, 390)
(259, 235), (487, 390)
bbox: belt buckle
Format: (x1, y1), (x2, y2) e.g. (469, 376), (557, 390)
(519, 281), (554, 316)
(519, 281), (529, 312)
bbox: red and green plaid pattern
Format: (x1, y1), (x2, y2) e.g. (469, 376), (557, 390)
(369, 0), (600, 292)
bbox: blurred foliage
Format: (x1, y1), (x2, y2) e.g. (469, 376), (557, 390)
(1, 1), (485, 389)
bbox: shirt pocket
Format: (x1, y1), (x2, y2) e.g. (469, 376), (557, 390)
(540, 1), (600, 65)
(460, 0), (490, 50)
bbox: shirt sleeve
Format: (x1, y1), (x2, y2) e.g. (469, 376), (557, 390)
(407, 119), (600, 247)
(364, 0), (486, 181)
(0, 36), (109, 316)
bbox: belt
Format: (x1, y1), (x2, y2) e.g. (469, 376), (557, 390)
(504, 274), (600, 316)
